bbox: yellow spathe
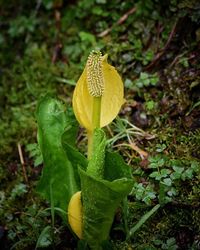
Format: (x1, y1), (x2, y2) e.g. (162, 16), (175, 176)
(73, 54), (124, 131)
(68, 191), (83, 239)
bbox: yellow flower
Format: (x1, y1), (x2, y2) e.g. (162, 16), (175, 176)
(68, 191), (82, 239)
(73, 51), (124, 132)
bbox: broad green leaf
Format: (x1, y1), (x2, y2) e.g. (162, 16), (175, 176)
(61, 107), (79, 148)
(104, 151), (132, 181)
(79, 168), (133, 249)
(77, 129), (134, 248)
(36, 95), (82, 214)
(62, 137), (88, 190)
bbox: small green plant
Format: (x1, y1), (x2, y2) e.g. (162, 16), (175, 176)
(148, 154), (200, 203)
(154, 237), (178, 250)
(135, 72), (159, 88)
(10, 183), (27, 199)
(26, 143), (43, 167)
(125, 72), (159, 90)
(8, 15), (38, 39)
(131, 183), (156, 205)
(36, 51), (133, 249)
(35, 51), (161, 249)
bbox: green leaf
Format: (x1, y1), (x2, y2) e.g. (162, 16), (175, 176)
(79, 31), (96, 45)
(29, 149), (38, 157)
(104, 151), (132, 181)
(79, 130), (133, 248)
(144, 78), (150, 86)
(166, 237), (176, 246)
(191, 160), (200, 172)
(61, 107), (79, 148)
(77, 240), (89, 250)
(182, 168), (193, 180)
(170, 172), (181, 180)
(172, 166), (184, 174)
(167, 187), (177, 197)
(127, 204), (160, 239)
(34, 155), (43, 167)
(149, 171), (161, 180)
(140, 72), (149, 80)
(79, 168), (133, 249)
(149, 162), (159, 168)
(124, 78), (133, 89)
(162, 178), (172, 186)
(146, 100), (155, 111)
(36, 95), (82, 216)
(26, 143), (37, 151)
(35, 226), (52, 249)
(148, 155), (165, 168)
(62, 136), (88, 190)
(160, 169), (170, 177)
(11, 183), (27, 199)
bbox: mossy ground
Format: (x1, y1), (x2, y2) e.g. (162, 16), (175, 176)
(0, 1), (200, 249)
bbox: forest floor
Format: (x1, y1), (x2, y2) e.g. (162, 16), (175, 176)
(0, 1), (200, 249)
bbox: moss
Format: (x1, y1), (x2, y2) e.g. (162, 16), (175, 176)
(0, 0), (200, 249)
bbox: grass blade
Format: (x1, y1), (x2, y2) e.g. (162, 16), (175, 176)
(127, 204), (160, 240)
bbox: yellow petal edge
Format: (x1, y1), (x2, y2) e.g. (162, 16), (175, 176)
(68, 191), (83, 239)
(73, 54), (124, 131)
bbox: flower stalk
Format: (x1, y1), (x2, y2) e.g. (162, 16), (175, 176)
(92, 97), (101, 129)
(86, 51), (104, 158)
(87, 96), (102, 158)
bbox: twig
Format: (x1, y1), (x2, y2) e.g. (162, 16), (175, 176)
(129, 142), (148, 159)
(113, 143), (148, 159)
(168, 51), (188, 69)
(33, 0), (42, 17)
(97, 7), (136, 38)
(145, 19), (178, 71)
(17, 143), (28, 184)
(106, 125), (114, 137)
